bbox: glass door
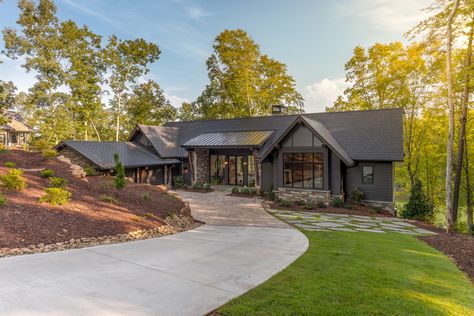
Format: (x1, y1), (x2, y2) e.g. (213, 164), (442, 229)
(228, 156), (236, 185)
(236, 156), (244, 185)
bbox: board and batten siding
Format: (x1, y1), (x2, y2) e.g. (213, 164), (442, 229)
(345, 161), (394, 202)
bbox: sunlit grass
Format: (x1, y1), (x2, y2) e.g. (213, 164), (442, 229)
(218, 231), (474, 316)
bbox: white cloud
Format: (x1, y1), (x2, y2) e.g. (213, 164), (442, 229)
(164, 92), (188, 108)
(60, 0), (115, 25)
(304, 78), (349, 113)
(334, 0), (432, 33)
(185, 6), (212, 20)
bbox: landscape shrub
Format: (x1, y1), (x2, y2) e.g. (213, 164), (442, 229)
(0, 193), (7, 206)
(294, 199), (306, 206)
(113, 153), (126, 189)
(42, 149), (58, 158)
(232, 186), (257, 195)
(316, 199), (327, 208)
(49, 177), (67, 188)
(278, 199), (293, 207)
(264, 185), (277, 201)
(302, 201), (314, 210)
(173, 175), (184, 188)
(0, 169), (27, 190)
(0, 144), (5, 153)
(84, 166), (97, 176)
(344, 203), (355, 210)
(4, 161), (16, 168)
(40, 169), (55, 178)
(350, 187), (364, 203)
(331, 197), (344, 208)
(192, 181), (205, 190)
(401, 179), (434, 222)
(39, 188), (71, 205)
(141, 191), (151, 201)
(203, 182), (211, 191)
(99, 194), (116, 204)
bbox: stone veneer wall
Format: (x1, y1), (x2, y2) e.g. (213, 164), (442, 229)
(362, 200), (396, 215)
(59, 147), (97, 170)
(277, 188), (330, 205)
(194, 148), (210, 184)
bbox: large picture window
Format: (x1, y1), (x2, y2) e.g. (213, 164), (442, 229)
(362, 166), (374, 184)
(283, 152), (324, 189)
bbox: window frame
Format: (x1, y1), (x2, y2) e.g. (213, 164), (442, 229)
(362, 165), (374, 184)
(283, 152), (324, 190)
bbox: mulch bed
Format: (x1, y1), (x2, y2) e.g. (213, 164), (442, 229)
(228, 192), (259, 198)
(418, 233), (474, 282)
(177, 187), (214, 194)
(0, 150), (190, 248)
(268, 201), (394, 217)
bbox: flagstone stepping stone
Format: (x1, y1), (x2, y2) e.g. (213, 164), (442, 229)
(380, 223), (407, 229)
(394, 221), (417, 228)
(295, 224), (319, 229)
(346, 223), (376, 229)
(355, 228), (386, 233)
(382, 226), (413, 233)
(312, 222), (345, 228)
(329, 227), (356, 232)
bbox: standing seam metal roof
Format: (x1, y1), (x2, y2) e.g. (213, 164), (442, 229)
(182, 130), (274, 147)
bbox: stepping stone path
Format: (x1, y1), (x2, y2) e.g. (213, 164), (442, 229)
(269, 209), (437, 236)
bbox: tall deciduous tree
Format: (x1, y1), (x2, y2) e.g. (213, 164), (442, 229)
(0, 81), (17, 124)
(104, 36), (160, 141)
(445, 0), (460, 233)
(193, 29), (303, 119)
(327, 42), (440, 189)
(124, 80), (176, 133)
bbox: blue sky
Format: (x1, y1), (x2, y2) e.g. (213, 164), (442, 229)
(0, 0), (431, 112)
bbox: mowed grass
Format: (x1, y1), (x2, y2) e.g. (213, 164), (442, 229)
(219, 231), (474, 316)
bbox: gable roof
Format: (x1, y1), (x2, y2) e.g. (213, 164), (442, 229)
(0, 114), (32, 133)
(182, 130), (274, 148)
(129, 124), (187, 158)
(56, 141), (180, 169)
(163, 108), (403, 163)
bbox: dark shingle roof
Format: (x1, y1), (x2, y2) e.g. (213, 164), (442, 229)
(133, 125), (187, 158)
(56, 141), (180, 169)
(164, 108), (403, 162)
(183, 130), (274, 148)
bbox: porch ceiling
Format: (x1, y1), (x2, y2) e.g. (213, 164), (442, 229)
(182, 130), (274, 148)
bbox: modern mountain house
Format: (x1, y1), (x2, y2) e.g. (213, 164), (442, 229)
(55, 107), (404, 211)
(0, 113), (32, 147)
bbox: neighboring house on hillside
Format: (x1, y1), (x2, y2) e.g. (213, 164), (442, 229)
(0, 113), (32, 147)
(55, 107), (404, 211)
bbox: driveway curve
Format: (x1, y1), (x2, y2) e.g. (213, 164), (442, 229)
(0, 189), (308, 316)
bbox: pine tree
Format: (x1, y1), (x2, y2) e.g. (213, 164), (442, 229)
(113, 153), (126, 190)
(402, 179), (434, 222)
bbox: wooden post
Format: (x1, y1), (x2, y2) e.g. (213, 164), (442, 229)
(188, 150), (195, 183)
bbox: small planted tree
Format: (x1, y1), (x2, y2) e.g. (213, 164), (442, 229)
(114, 153), (126, 189)
(402, 179), (434, 222)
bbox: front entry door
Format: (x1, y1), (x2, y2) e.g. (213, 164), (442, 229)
(228, 155), (244, 185)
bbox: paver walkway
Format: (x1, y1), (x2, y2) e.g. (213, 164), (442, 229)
(267, 209), (437, 235)
(0, 189), (308, 316)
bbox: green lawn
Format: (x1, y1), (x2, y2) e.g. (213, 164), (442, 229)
(219, 231), (474, 316)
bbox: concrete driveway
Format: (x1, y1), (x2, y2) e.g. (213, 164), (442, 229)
(0, 189), (308, 316)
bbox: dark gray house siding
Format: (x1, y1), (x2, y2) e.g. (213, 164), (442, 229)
(330, 153), (341, 196)
(344, 161), (394, 203)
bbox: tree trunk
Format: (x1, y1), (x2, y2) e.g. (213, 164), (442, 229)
(453, 8), (474, 220)
(464, 137), (473, 231)
(115, 93), (121, 142)
(89, 118), (101, 141)
(445, 0), (460, 234)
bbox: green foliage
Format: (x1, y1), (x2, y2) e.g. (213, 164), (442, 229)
(316, 199), (327, 208)
(0, 81), (17, 121)
(278, 199), (293, 208)
(141, 191), (151, 201)
(173, 175), (184, 188)
(232, 186), (257, 195)
(0, 193), (7, 206)
(113, 153), (126, 189)
(49, 177), (67, 188)
(192, 181), (211, 191)
(84, 166), (97, 176)
(188, 29), (303, 119)
(331, 197), (344, 208)
(39, 187), (71, 205)
(264, 186), (277, 201)
(99, 194), (116, 204)
(302, 201), (314, 210)
(42, 149), (58, 158)
(4, 161), (15, 168)
(203, 182), (211, 191)
(40, 169), (55, 178)
(350, 187), (364, 203)
(402, 179), (434, 222)
(0, 168), (26, 190)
